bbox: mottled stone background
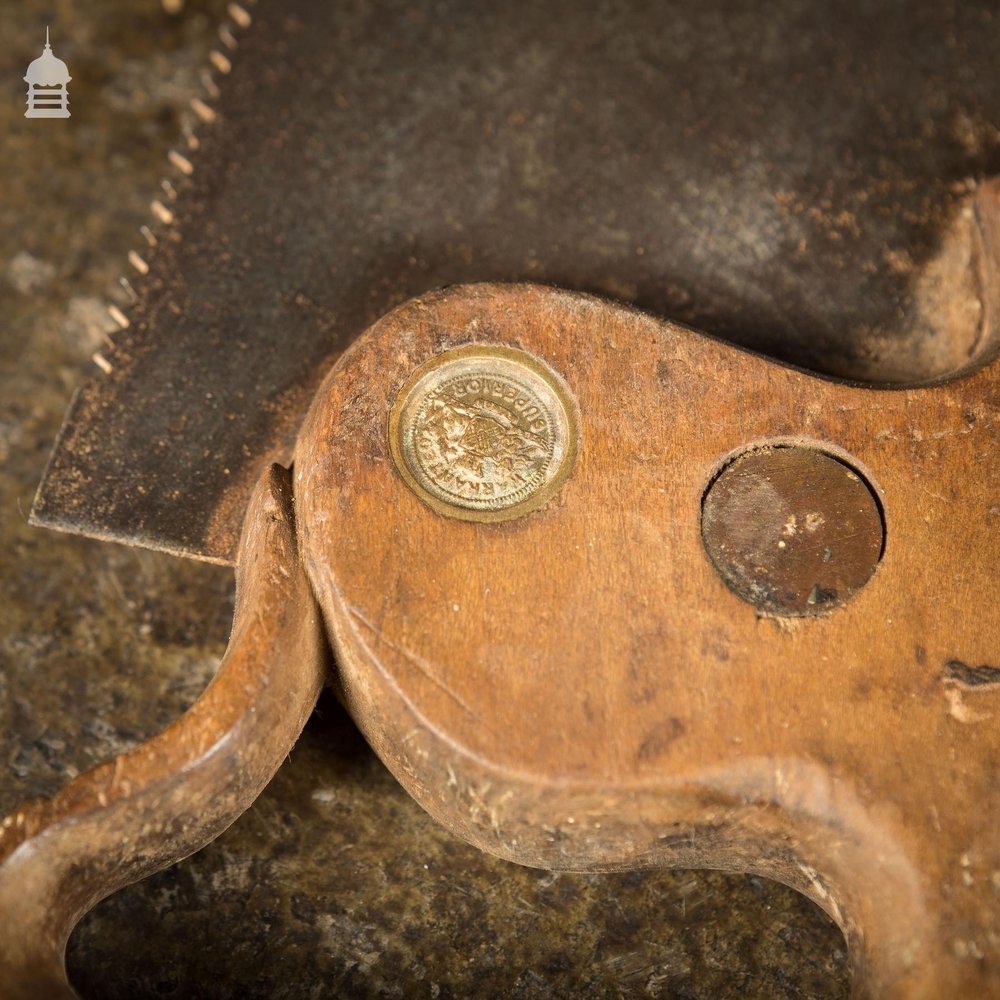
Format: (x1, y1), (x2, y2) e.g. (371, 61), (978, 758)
(0, 2), (847, 996)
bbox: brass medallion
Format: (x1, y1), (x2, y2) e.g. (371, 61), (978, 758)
(389, 345), (578, 522)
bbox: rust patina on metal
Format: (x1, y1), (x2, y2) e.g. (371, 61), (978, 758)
(29, 0), (1000, 564)
(701, 446), (886, 617)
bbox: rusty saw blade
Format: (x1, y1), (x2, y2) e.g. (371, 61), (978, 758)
(30, 0), (1000, 563)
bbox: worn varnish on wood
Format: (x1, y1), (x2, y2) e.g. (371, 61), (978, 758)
(295, 269), (999, 993)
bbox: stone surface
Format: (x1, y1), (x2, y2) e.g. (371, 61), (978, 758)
(0, 2), (848, 997)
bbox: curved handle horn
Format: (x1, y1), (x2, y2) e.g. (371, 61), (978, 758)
(0, 464), (327, 1000)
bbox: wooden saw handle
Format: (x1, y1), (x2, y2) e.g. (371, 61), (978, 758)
(293, 187), (1000, 997)
(0, 465), (327, 999)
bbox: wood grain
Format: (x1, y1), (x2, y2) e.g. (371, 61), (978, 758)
(295, 190), (1000, 998)
(0, 465), (327, 999)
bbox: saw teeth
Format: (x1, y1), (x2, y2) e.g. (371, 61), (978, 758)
(92, 352), (114, 375)
(228, 3), (252, 29)
(128, 251), (151, 275)
(190, 98), (217, 123)
(99, 0), (256, 365)
(107, 305), (130, 331)
(201, 70), (221, 100)
(151, 201), (175, 224)
(168, 150), (195, 175)
(210, 51), (233, 73)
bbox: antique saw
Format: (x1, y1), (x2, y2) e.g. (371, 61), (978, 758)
(4, 0), (1000, 996)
